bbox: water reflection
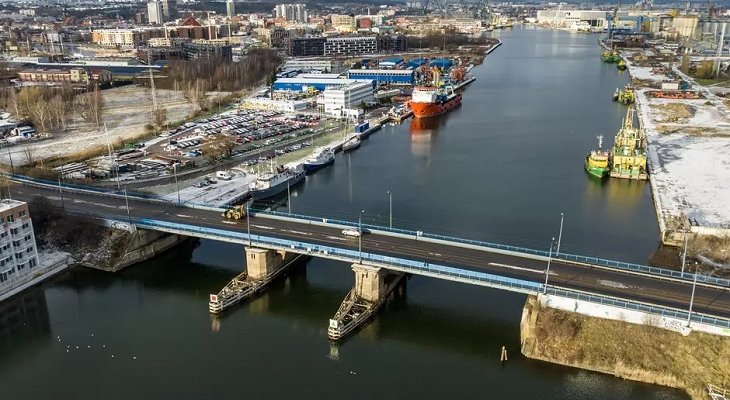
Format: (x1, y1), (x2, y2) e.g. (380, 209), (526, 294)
(409, 115), (447, 157)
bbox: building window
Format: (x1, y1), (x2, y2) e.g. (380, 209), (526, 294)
(17, 263), (24, 271)
(10, 228), (18, 235)
(24, 235), (31, 242)
(12, 240), (20, 247)
(0, 272), (6, 283)
(7, 215), (14, 223)
(15, 252), (23, 260)
(1, 232), (6, 238)
(29, 258), (37, 268)
(22, 223), (29, 229)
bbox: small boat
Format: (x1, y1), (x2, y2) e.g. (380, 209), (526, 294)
(612, 88), (620, 101)
(584, 135), (610, 179)
(342, 136), (361, 152)
(617, 59), (627, 71)
(303, 147), (335, 173)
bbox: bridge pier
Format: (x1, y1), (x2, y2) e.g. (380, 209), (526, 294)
(209, 247), (305, 313)
(328, 264), (405, 341)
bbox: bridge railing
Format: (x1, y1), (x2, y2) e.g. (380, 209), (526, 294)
(249, 208), (730, 289)
(129, 216), (730, 330)
(12, 173), (730, 289)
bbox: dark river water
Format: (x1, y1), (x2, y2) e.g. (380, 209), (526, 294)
(0, 27), (686, 400)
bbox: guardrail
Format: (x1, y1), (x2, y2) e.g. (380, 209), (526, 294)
(125, 216), (730, 330)
(10, 173), (730, 289)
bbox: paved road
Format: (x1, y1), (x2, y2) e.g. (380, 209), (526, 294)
(12, 183), (730, 321)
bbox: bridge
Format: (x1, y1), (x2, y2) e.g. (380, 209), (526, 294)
(8, 175), (730, 340)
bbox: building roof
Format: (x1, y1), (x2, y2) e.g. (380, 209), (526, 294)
(0, 199), (27, 213)
(181, 15), (202, 27)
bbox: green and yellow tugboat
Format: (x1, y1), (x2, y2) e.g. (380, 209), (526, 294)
(612, 85), (635, 104)
(601, 50), (621, 63)
(609, 107), (648, 180)
(616, 59), (627, 70)
(585, 135), (610, 179)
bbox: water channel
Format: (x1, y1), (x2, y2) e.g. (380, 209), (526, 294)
(0, 27), (686, 399)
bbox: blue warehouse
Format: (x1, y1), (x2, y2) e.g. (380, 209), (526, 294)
(272, 77), (375, 92)
(346, 69), (414, 86)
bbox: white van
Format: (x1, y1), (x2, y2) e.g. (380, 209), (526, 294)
(216, 171), (233, 181)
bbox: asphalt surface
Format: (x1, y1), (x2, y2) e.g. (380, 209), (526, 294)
(13, 183), (730, 321)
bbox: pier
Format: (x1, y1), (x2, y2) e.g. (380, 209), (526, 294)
(327, 264), (405, 341)
(209, 248), (306, 313)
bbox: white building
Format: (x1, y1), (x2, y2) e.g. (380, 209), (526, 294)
(282, 59), (336, 73)
(0, 200), (40, 294)
(322, 81), (375, 117)
(274, 4), (307, 23)
(148, 0), (164, 25)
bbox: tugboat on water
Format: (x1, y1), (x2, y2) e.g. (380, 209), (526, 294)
(584, 135), (610, 179)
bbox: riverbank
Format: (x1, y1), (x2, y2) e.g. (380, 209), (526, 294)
(521, 296), (730, 400)
(620, 52), (730, 259)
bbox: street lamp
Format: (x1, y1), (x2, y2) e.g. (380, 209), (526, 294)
(173, 164), (180, 205)
(358, 209), (365, 263)
(543, 237), (555, 294)
(123, 187), (131, 224)
(681, 232), (689, 275)
(246, 201), (252, 246)
(387, 190), (392, 229)
(556, 212), (564, 257)
(287, 180), (291, 214)
(686, 267), (699, 327)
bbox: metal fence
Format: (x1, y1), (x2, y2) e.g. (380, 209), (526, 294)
(11, 173), (730, 289)
(128, 216), (730, 330)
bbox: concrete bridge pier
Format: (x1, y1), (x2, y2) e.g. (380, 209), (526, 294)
(208, 247), (305, 314)
(328, 264), (405, 341)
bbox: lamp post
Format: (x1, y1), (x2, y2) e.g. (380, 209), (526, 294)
(58, 178), (65, 209)
(556, 212), (564, 257)
(287, 180), (291, 214)
(681, 232), (689, 274)
(358, 209), (365, 263)
(123, 187), (131, 224)
(387, 190), (392, 228)
(246, 201), (251, 246)
(544, 237), (555, 294)
(173, 164), (180, 205)
(687, 267), (699, 327)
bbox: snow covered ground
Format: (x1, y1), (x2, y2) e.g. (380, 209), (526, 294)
(634, 86), (730, 237)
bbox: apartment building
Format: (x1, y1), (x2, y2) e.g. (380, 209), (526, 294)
(0, 200), (40, 292)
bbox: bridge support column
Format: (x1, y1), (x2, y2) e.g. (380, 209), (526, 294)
(327, 264), (405, 341)
(208, 247), (305, 314)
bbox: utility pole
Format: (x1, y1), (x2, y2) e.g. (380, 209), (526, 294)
(543, 237), (555, 294)
(287, 180), (291, 214)
(681, 232), (689, 274)
(174, 164), (180, 205)
(556, 212), (564, 257)
(104, 123), (120, 189)
(58, 178), (65, 209)
(358, 209), (365, 263)
(387, 190), (392, 228)
(246, 201), (251, 246)
(686, 267), (698, 327)
(123, 187), (131, 223)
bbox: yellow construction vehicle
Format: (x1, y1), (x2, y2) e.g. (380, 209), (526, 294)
(222, 205), (246, 220)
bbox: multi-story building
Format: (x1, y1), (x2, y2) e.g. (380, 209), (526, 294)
(91, 28), (169, 48)
(324, 36), (377, 56)
(161, 0), (177, 21)
(330, 14), (356, 32)
(0, 200), (40, 293)
(181, 42), (232, 60)
(376, 34), (407, 52)
(256, 27), (290, 47)
(17, 68), (113, 85)
(148, 0), (164, 25)
(226, 0), (236, 18)
(322, 81), (375, 116)
(282, 59), (335, 73)
(286, 37), (325, 56)
(346, 69), (414, 85)
(274, 4), (307, 23)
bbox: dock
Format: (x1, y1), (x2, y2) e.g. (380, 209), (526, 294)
(454, 76), (477, 91)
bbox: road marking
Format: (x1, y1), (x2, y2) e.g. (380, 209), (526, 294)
(252, 225), (275, 230)
(488, 262), (557, 276)
(221, 221), (237, 225)
(175, 214), (193, 218)
(281, 229), (311, 236)
(597, 279), (630, 289)
(325, 236), (349, 242)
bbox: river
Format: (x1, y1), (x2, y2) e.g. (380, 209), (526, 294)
(0, 27), (686, 400)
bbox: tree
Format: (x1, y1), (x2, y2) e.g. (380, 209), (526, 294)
(153, 106), (167, 129)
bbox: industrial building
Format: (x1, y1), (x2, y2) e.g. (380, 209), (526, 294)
(322, 81), (376, 117)
(0, 200), (40, 295)
(346, 69), (414, 85)
(272, 77), (375, 92)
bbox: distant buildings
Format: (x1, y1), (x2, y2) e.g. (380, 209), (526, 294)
(17, 68), (113, 85)
(161, 0), (177, 21)
(147, 0), (163, 25)
(322, 81), (375, 116)
(274, 4), (308, 23)
(226, 0), (236, 18)
(286, 35), (407, 56)
(181, 42), (232, 61)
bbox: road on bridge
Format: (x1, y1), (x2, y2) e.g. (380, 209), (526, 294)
(11, 183), (730, 321)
